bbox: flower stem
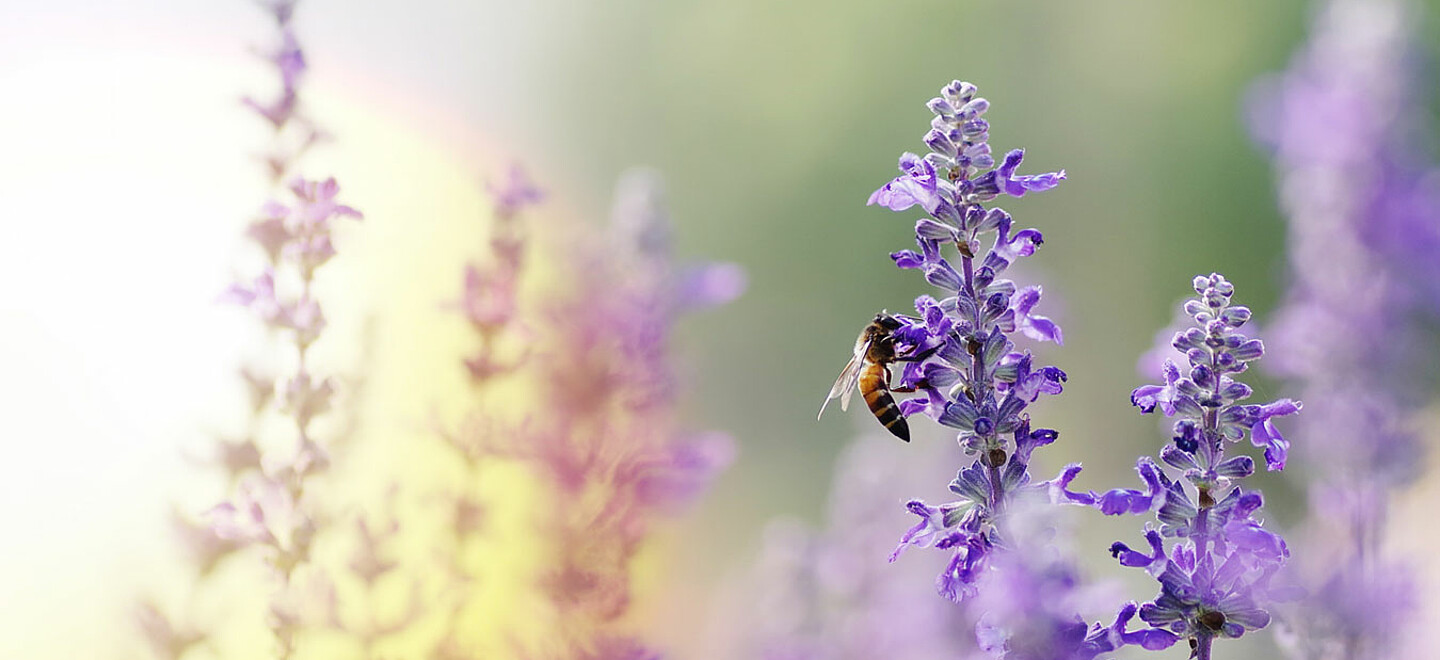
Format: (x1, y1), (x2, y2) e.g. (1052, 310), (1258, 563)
(986, 463), (1004, 513)
(1196, 633), (1213, 660)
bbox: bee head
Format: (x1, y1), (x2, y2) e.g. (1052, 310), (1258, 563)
(873, 312), (902, 331)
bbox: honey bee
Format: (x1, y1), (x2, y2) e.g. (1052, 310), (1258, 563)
(818, 313), (914, 442)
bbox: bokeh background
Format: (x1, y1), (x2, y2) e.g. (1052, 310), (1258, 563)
(4, 1), (1439, 658)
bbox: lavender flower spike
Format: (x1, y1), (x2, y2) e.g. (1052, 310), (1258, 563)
(859, 80), (1071, 606)
(1249, 0), (1439, 655)
(1098, 274), (1297, 659)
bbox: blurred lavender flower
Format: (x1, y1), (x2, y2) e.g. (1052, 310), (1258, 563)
(1071, 274), (1296, 659)
(858, 80), (1076, 608)
(446, 168), (741, 659)
(971, 496), (1172, 660)
(326, 491), (425, 658)
(711, 433), (980, 660)
(139, 5), (356, 658)
(1248, 0), (1440, 656)
(452, 165), (544, 382)
(521, 172), (739, 659)
(211, 174), (360, 657)
(244, 0), (326, 183)
(199, 6), (362, 656)
(422, 167), (547, 657)
(488, 163), (546, 221)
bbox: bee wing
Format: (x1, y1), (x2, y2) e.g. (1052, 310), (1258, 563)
(818, 338), (871, 419)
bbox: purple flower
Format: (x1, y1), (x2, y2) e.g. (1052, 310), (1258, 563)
(969, 499), (1169, 660)
(224, 269), (291, 328)
(1248, 3), (1437, 653)
(717, 437), (980, 660)
(1093, 458), (1166, 516)
(460, 262), (518, 331)
(991, 221), (1044, 264)
(1246, 398), (1301, 471)
(257, 0), (298, 25)
(288, 176), (363, 226)
(935, 534), (988, 602)
(246, 201), (293, 263)
(628, 431), (736, 512)
(1011, 286), (1062, 345)
(1106, 602), (1181, 651)
(272, 30), (305, 90)
(994, 149), (1066, 198)
(282, 371), (333, 430)
(208, 476), (304, 551)
(1101, 274), (1295, 656)
(189, 8), (369, 658)
(449, 169), (741, 658)
(867, 153), (942, 213)
(1130, 360), (1180, 416)
(677, 262), (747, 310)
(243, 90), (298, 131)
(1043, 464), (1096, 506)
(1109, 530), (1167, 577)
(890, 499), (962, 562)
(852, 80), (1074, 608)
(488, 163), (545, 219)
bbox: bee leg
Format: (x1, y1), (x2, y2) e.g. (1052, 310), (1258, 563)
(886, 365), (918, 393)
(893, 343), (941, 363)
(881, 358), (930, 395)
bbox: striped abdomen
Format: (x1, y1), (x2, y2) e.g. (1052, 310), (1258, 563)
(860, 362), (909, 442)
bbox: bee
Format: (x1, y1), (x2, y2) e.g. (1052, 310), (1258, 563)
(818, 313), (915, 442)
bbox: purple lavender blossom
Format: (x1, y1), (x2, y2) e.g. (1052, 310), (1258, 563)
(243, 27), (304, 131)
(1248, 0), (1439, 656)
(427, 167), (548, 658)
(971, 497), (1177, 660)
(143, 6), (359, 658)
(211, 175), (360, 592)
(863, 80), (1072, 608)
(213, 12), (363, 653)
(243, 2), (327, 183)
(487, 163), (546, 220)
(450, 164), (546, 383)
(451, 169), (741, 660)
(1067, 274), (1297, 659)
(710, 433), (980, 660)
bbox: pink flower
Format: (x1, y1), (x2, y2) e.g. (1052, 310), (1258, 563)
(247, 202), (292, 263)
(287, 233), (336, 275)
(283, 371), (333, 429)
(208, 476), (296, 547)
(223, 270), (290, 328)
(460, 263), (517, 331)
(628, 432), (736, 512)
(289, 297), (325, 346)
(288, 177), (362, 228)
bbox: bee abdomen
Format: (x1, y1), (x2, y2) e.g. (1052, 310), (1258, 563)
(860, 366), (910, 442)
